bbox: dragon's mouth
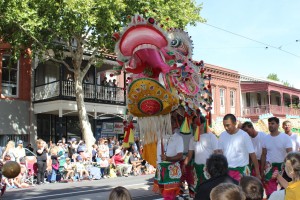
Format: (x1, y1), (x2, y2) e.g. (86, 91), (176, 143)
(119, 25), (168, 57)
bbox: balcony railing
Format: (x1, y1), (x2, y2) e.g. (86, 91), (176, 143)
(34, 80), (125, 105)
(243, 105), (300, 116)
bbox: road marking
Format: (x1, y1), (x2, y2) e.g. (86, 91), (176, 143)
(17, 182), (153, 200)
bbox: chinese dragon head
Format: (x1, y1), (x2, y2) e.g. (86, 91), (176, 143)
(113, 14), (212, 166)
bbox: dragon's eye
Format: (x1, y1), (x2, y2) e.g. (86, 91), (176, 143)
(171, 39), (182, 47)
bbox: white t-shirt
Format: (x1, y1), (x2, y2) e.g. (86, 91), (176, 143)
(218, 129), (254, 168)
(178, 132), (193, 154)
(189, 133), (218, 165)
(157, 130), (184, 163)
(251, 131), (267, 160)
(268, 189), (285, 200)
(262, 132), (293, 163)
(287, 133), (300, 152)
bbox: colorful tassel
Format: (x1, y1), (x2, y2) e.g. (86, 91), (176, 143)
(180, 113), (191, 134)
(194, 119), (201, 141)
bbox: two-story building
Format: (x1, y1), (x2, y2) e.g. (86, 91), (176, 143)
(204, 63), (241, 121)
(240, 74), (300, 121)
(1, 43), (128, 146)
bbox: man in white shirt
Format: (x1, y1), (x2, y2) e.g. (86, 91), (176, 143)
(154, 111), (184, 200)
(241, 121), (266, 175)
(261, 117), (292, 197)
(282, 120), (300, 152)
(217, 114), (260, 182)
(184, 115), (219, 195)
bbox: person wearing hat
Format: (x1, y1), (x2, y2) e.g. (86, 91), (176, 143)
(154, 110), (184, 200)
(15, 140), (26, 163)
(112, 148), (132, 177)
(75, 155), (91, 180)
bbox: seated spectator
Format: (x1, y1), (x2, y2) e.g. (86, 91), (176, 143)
(99, 155), (109, 178)
(129, 151), (143, 176)
(124, 151), (131, 165)
(13, 164), (30, 188)
(195, 154), (238, 200)
(240, 176), (263, 200)
(75, 156), (90, 180)
(112, 149), (132, 177)
(210, 183), (246, 200)
(64, 158), (75, 181)
(109, 186), (132, 200)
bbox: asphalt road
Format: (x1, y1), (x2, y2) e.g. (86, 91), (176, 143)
(3, 174), (163, 200)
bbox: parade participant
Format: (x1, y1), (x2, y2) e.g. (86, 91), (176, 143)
(282, 120), (300, 152)
(154, 112), (184, 200)
(175, 105), (196, 198)
(241, 121), (266, 176)
(217, 114), (260, 182)
(184, 115), (218, 194)
(261, 117), (292, 197)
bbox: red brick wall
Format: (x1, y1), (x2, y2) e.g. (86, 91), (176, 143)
(205, 63), (241, 120)
(0, 44), (31, 101)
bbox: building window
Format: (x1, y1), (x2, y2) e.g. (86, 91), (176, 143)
(1, 55), (19, 96)
(211, 87), (215, 114)
(257, 93), (261, 105)
(230, 90), (235, 107)
(220, 88), (225, 107)
(246, 93), (251, 107)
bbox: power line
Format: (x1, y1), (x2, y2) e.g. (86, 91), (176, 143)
(200, 22), (300, 58)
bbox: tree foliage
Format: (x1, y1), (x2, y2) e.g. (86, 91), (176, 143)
(267, 73), (293, 87)
(0, 0), (204, 62)
(0, 0), (205, 150)
(267, 73), (280, 82)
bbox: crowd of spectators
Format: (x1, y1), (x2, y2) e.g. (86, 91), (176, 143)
(0, 136), (155, 191)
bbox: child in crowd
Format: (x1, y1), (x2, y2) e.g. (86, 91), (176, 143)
(240, 176), (263, 200)
(271, 152), (300, 200)
(75, 156), (90, 180)
(109, 186), (132, 200)
(99, 155), (109, 178)
(284, 151), (300, 200)
(210, 183), (246, 200)
(64, 158), (75, 181)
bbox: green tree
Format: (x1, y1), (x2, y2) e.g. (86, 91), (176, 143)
(282, 80), (292, 87)
(267, 73), (280, 81)
(0, 0), (205, 152)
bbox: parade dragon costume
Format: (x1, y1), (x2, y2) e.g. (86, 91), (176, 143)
(113, 14), (213, 198)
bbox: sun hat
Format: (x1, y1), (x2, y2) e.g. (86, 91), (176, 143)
(115, 149), (122, 155)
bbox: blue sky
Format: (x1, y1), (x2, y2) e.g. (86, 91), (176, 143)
(187, 0), (300, 89)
